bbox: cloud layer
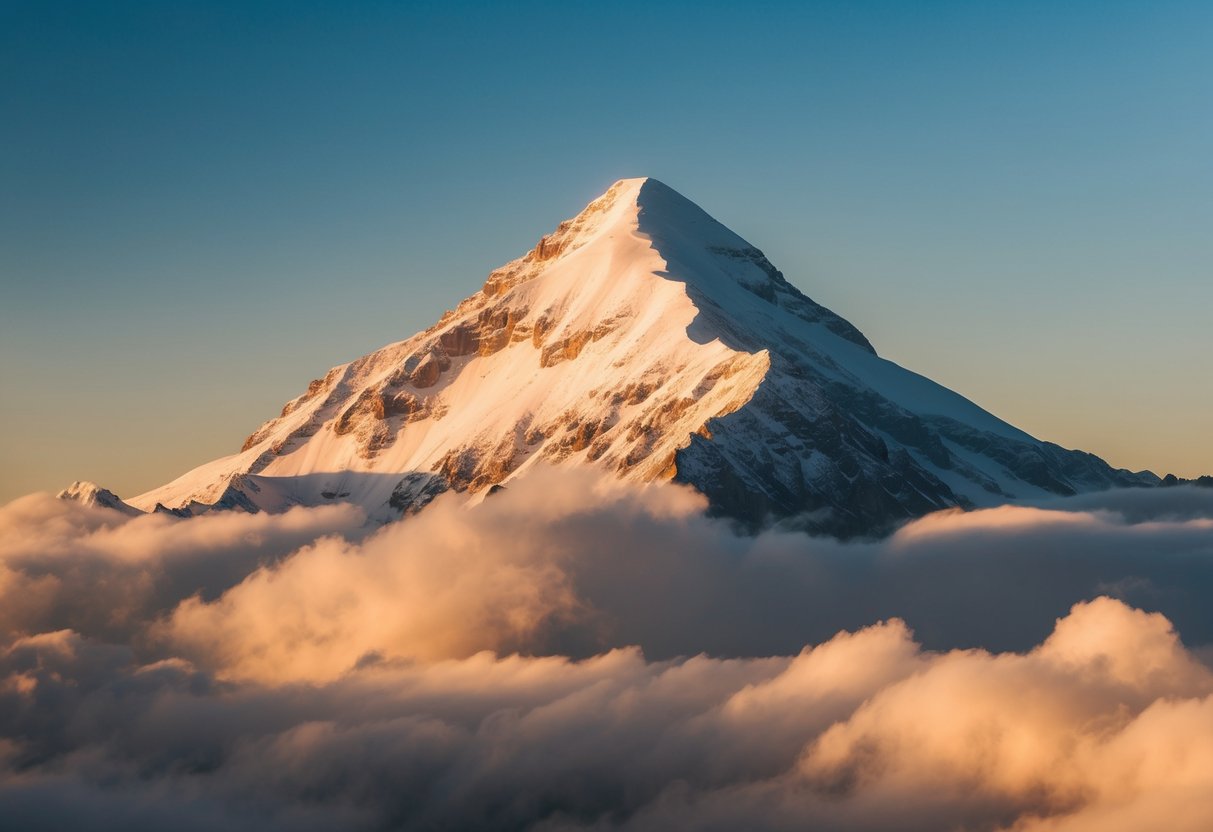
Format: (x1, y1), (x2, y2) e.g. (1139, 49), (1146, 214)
(2, 473), (1212, 829)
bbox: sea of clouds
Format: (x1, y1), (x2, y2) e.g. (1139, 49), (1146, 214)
(2, 469), (1213, 830)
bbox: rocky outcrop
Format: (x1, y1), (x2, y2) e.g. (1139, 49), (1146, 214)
(538, 319), (620, 367)
(531, 232), (567, 261)
(1161, 474), (1213, 488)
(432, 438), (520, 494)
(438, 323), (480, 357)
(407, 353), (445, 389)
(388, 472), (449, 513)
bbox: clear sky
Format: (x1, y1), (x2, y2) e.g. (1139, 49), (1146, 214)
(2, 0), (1211, 504)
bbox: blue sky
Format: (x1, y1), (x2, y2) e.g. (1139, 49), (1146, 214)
(2, 0), (1211, 501)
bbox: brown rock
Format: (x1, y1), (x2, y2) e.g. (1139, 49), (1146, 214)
(439, 323), (480, 356)
(241, 427), (269, 452)
(382, 391), (421, 418)
(531, 315), (553, 348)
(532, 234), (565, 261)
(539, 330), (592, 367)
(567, 418), (607, 452)
(611, 381), (656, 406)
(333, 388), (384, 435)
(586, 436), (611, 462)
(476, 306), (527, 356)
(410, 354), (442, 389)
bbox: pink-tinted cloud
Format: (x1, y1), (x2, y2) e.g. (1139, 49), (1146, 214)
(2, 472), (1213, 828)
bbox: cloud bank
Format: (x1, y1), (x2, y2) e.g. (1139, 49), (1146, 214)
(1, 472), (1212, 829)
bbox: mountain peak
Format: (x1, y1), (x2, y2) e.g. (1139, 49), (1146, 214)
(561, 176), (750, 251)
(488, 176), (874, 355)
(635, 177), (746, 243)
(128, 178), (1157, 536)
(515, 176), (741, 263)
(57, 481), (141, 516)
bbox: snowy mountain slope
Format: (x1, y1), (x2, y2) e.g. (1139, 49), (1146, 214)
(117, 177), (1155, 536)
(56, 481), (142, 516)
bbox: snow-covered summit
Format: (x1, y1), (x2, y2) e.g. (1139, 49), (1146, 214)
(57, 481), (142, 516)
(119, 177), (1155, 536)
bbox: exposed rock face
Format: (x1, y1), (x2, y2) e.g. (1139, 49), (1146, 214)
(438, 323), (480, 357)
(129, 177), (1158, 536)
(1161, 473), (1213, 488)
(539, 321), (618, 368)
(532, 233), (566, 261)
(388, 472), (448, 514)
(408, 354), (443, 389)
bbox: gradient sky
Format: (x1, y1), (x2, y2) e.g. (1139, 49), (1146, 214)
(2, 0), (1211, 504)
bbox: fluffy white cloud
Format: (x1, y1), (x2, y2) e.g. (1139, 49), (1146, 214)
(2, 600), (1213, 830)
(1, 473), (1212, 829)
(0, 493), (365, 643)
